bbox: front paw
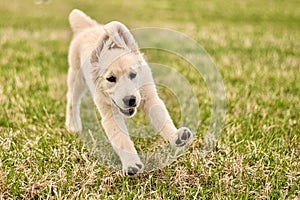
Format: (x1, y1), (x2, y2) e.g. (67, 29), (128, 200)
(171, 127), (193, 147)
(122, 160), (144, 176)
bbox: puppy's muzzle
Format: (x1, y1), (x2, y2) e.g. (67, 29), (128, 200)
(123, 95), (137, 107)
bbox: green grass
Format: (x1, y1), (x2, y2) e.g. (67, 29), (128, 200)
(0, 0), (299, 199)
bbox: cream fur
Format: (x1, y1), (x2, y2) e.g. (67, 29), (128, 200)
(66, 9), (193, 176)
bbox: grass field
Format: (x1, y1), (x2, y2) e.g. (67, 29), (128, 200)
(0, 0), (299, 199)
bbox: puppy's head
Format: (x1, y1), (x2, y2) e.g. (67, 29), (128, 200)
(90, 21), (145, 118)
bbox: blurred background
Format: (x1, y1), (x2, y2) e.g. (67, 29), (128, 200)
(0, 0), (299, 199)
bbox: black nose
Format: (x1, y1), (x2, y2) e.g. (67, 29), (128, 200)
(123, 95), (136, 107)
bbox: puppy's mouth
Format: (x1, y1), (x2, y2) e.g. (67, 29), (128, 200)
(112, 99), (136, 117)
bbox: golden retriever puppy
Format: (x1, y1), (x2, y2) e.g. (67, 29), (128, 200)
(66, 9), (193, 176)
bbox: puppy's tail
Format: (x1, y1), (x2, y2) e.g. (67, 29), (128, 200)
(69, 9), (98, 36)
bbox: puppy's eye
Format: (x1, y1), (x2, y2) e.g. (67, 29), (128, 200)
(106, 76), (116, 83)
(129, 72), (137, 80)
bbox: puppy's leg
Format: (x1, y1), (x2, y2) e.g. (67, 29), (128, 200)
(100, 110), (144, 176)
(66, 68), (87, 132)
(141, 84), (193, 147)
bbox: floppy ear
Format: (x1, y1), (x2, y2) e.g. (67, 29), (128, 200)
(90, 34), (112, 67)
(103, 21), (139, 52)
(90, 21), (139, 67)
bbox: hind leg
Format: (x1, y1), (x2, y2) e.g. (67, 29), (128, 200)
(66, 67), (87, 132)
